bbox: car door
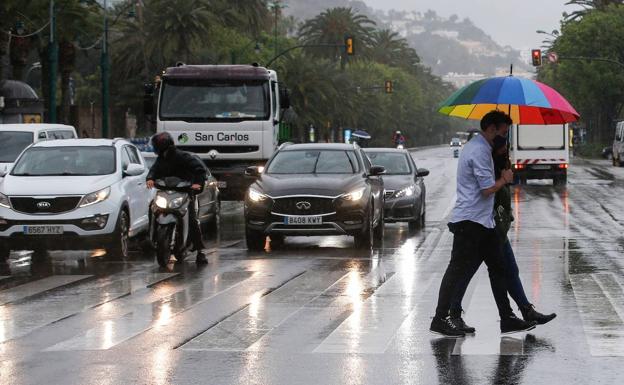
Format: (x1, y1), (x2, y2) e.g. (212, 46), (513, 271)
(121, 145), (149, 232)
(360, 150), (383, 222)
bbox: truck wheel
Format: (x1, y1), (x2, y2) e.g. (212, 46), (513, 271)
(246, 227), (266, 251)
(615, 157), (622, 167)
(107, 210), (130, 260)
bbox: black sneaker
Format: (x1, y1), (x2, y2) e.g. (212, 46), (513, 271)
(450, 316), (476, 334)
(430, 317), (466, 338)
(500, 314), (537, 335)
(520, 304), (557, 325)
(196, 251), (209, 264)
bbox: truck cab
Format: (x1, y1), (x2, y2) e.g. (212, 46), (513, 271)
(152, 64), (289, 200)
(510, 123), (570, 185)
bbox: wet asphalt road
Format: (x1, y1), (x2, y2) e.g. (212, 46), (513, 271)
(1, 147), (624, 385)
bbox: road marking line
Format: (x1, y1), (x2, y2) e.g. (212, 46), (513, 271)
(0, 275), (92, 305)
(570, 273), (624, 357)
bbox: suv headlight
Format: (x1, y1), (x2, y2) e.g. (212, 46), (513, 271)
(394, 185), (415, 198)
(0, 193), (10, 208)
(79, 187), (111, 207)
(248, 188), (268, 203)
(342, 187), (366, 201)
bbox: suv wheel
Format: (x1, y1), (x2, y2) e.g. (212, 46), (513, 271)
(108, 210), (129, 259)
(246, 227), (266, 251)
(354, 205), (373, 250)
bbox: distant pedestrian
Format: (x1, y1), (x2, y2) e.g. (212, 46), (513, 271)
(81, 129), (90, 138)
(429, 110), (537, 337)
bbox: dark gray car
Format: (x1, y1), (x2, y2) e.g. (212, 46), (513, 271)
(365, 148), (429, 230)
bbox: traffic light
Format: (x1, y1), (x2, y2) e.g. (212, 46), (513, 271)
(531, 49), (542, 66)
(345, 36), (354, 55)
(384, 80), (393, 94)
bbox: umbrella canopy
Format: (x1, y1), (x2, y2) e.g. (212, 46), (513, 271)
(439, 76), (580, 124)
(351, 130), (371, 139)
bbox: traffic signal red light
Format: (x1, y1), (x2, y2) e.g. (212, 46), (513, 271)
(384, 80), (393, 94)
(531, 49), (542, 66)
(345, 37), (354, 55)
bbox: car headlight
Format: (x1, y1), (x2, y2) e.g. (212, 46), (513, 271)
(342, 187), (366, 201)
(0, 193), (10, 208)
(394, 185), (415, 198)
(248, 188), (268, 202)
(79, 187), (111, 207)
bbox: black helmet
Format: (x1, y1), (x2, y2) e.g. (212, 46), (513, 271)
(151, 132), (174, 155)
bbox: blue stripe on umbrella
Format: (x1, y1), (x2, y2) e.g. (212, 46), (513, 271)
(518, 77), (551, 107)
(471, 77), (506, 104)
(496, 77), (526, 105)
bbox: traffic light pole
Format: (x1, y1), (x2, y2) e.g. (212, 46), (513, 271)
(265, 43), (349, 67)
(101, 0), (110, 138)
(48, 0), (58, 123)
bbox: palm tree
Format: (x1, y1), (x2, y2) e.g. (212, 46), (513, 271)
(298, 7), (376, 61)
(564, 0), (624, 20)
(368, 29), (420, 71)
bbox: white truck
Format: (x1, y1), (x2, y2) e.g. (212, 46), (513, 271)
(510, 123), (570, 185)
(148, 64), (290, 200)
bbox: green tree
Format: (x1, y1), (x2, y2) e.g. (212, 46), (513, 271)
(298, 7), (376, 61)
(564, 0), (624, 20)
(368, 29), (420, 71)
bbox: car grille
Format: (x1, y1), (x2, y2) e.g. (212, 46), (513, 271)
(272, 197), (335, 215)
(384, 190), (395, 199)
(10, 196), (82, 214)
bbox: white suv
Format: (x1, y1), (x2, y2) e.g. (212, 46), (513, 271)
(0, 138), (152, 260)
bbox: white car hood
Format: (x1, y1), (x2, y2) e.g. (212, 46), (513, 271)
(1, 174), (119, 196)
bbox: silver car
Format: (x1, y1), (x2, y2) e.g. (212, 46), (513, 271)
(365, 148), (429, 230)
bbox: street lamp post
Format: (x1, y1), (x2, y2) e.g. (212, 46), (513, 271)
(48, 0), (58, 123)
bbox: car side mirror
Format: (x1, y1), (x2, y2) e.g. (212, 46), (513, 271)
(0, 167), (7, 177)
(369, 165), (386, 176)
(417, 168), (430, 177)
(124, 163), (145, 177)
(245, 166), (261, 177)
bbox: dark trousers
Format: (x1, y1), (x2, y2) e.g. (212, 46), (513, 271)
(434, 221), (514, 319)
(188, 195), (205, 251)
(449, 237), (530, 315)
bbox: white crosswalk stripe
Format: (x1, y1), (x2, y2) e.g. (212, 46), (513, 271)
(0, 275), (92, 306)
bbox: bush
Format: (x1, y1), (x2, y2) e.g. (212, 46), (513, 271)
(575, 142), (609, 158)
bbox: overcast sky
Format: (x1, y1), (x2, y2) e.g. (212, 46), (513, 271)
(364, 0), (577, 49)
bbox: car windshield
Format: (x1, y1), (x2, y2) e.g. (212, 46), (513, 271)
(366, 152), (412, 175)
(0, 131), (34, 162)
(11, 146), (116, 176)
(159, 80), (270, 121)
(267, 150), (360, 174)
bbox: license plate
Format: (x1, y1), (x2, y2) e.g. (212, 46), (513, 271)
(217, 181), (227, 188)
(284, 216), (322, 225)
(23, 225), (64, 235)
(531, 165), (551, 170)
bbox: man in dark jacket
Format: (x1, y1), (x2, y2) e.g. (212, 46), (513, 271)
(146, 132), (209, 264)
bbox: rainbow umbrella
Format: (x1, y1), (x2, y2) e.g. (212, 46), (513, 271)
(439, 76), (580, 124)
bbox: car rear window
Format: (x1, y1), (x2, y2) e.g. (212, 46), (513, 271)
(366, 152), (412, 175)
(0, 131), (34, 162)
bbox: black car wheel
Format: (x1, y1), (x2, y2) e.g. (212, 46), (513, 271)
(354, 204), (373, 250)
(0, 245), (10, 262)
(107, 210), (130, 259)
(409, 200), (426, 231)
(246, 227), (266, 251)
(373, 206), (384, 243)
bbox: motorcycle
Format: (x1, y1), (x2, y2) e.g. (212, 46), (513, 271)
(150, 177), (195, 267)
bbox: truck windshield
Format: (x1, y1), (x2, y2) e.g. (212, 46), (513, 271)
(0, 131), (34, 163)
(517, 124), (565, 150)
(159, 80), (270, 121)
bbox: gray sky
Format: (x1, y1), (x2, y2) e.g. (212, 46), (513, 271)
(364, 0), (577, 49)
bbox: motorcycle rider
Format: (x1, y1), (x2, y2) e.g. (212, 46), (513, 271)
(393, 130), (406, 146)
(146, 132), (209, 264)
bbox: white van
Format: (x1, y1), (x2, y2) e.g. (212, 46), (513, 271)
(510, 124), (570, 185)
(0, 124), (77, 175)
(612, 121), (624, 167)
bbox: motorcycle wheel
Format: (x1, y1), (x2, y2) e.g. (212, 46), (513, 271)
(156, 225), (174, 267)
